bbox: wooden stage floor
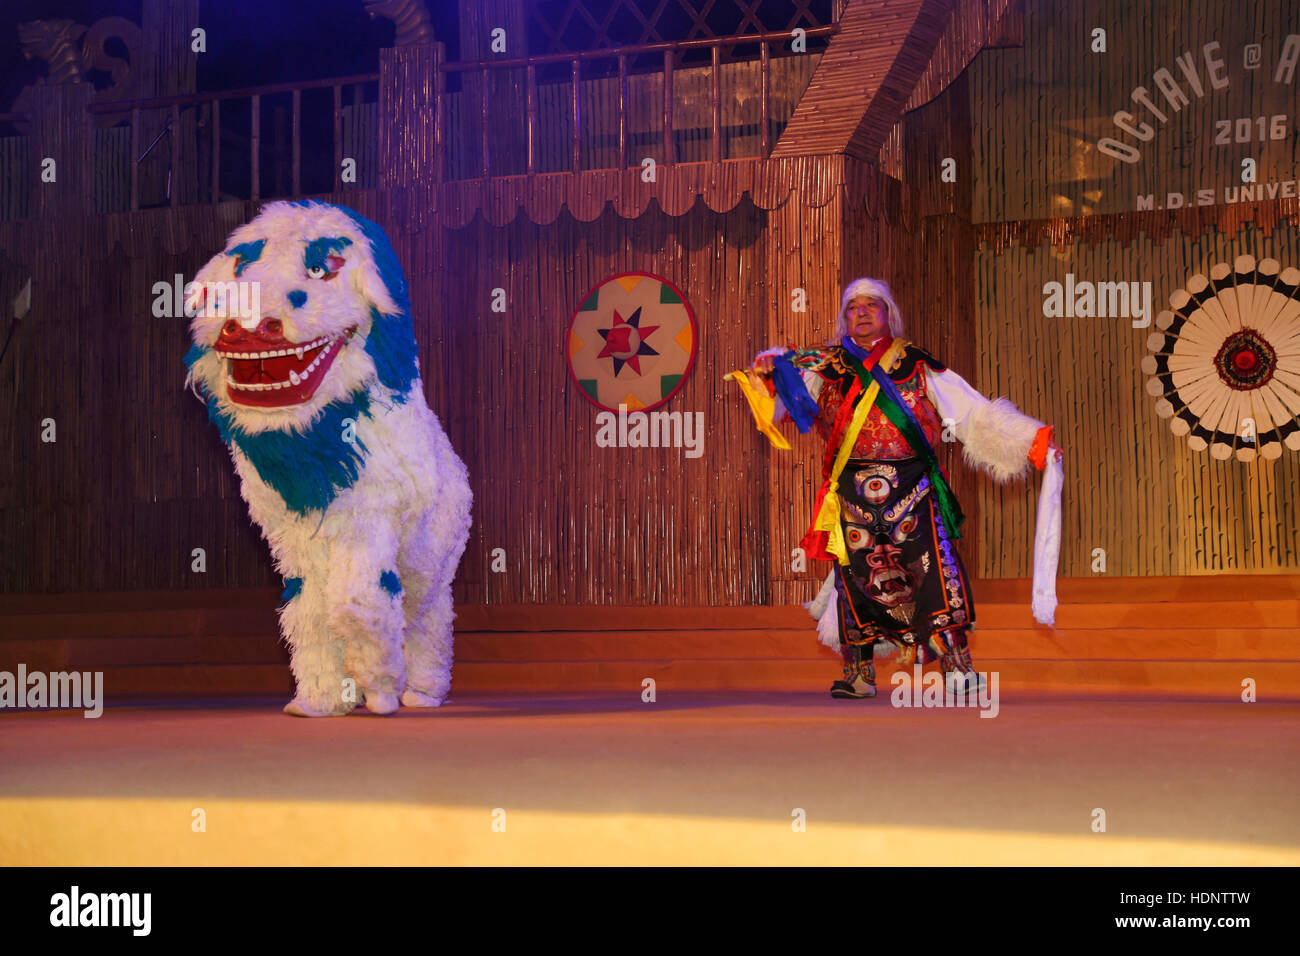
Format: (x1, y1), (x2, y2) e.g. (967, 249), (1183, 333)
(2, 691), (1297, 866)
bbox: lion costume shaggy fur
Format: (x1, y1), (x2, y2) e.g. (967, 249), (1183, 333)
(185, 200), (471, 717)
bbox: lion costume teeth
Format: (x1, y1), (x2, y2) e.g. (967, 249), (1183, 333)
(217, 326), (356, 405)
(184, 200), (472, 717)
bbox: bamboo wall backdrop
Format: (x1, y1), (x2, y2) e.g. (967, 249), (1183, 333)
(967, 0), (1300, 576)
(760, 185), (843, 607)
(976, 224), (1300, 577)
(5, 0), (1299, 596)
(0, 183), (847, 601)
(0, 135), (29, 220)
(0, 202), (282, 594)
(417, 198), (777, 606)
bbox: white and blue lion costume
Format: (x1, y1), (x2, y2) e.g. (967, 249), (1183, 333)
(184, 200), (472, 717)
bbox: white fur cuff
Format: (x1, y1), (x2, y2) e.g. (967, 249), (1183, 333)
(960, 397), (1043, 484)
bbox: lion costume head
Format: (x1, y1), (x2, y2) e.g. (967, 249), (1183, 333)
(184, 200), (419, 434)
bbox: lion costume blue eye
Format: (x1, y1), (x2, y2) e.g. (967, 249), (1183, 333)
(304, 236), (353, 279)
(228, 239), (266, 277)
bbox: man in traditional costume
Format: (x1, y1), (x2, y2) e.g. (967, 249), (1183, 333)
(731, 278), (1063, 699)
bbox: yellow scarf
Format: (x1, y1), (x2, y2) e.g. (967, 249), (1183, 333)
(724, 370), (792, 450)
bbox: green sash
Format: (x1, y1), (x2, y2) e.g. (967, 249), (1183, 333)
(840, 348), (965, 539)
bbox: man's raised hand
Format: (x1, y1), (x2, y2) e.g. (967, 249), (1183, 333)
(750, 343), (795, 376)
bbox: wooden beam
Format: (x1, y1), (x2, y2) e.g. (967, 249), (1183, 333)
(902, 0), (1022, 113)
(770, 0), (955, 161)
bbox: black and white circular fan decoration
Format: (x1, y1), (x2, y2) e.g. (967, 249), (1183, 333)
(1144, 256), (1300, 461)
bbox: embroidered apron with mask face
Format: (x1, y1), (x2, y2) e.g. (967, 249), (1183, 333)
(834, 457), (974, 651)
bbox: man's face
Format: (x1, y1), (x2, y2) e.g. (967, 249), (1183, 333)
(845, 295), (890, 342)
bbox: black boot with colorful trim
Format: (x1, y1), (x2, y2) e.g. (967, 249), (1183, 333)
(830, 646), (877, 699)
(932, 627), (985, 697)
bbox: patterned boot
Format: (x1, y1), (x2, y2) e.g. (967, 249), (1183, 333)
(831, 644), (877, 699)
(931, 627), (984, 698)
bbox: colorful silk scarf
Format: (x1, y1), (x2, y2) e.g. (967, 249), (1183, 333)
(839, 336), (965, 541)
(731, 336), (964, 564)
(799, 337), (905, 564)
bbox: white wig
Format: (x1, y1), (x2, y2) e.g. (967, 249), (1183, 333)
(832, 277), (905, 342)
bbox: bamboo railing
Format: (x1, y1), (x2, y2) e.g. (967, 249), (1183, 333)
(52, 24), (836, 213)
(436, 25), (836, 180)
(85, 74), (380, 210)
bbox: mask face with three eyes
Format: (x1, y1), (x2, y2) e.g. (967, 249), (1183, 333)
(840, 463), (931, 615)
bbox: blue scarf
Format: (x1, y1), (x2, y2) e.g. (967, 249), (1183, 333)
(770, 354), (821, 433)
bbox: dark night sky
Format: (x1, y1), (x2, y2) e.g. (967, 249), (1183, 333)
(1, 0), (463, 112)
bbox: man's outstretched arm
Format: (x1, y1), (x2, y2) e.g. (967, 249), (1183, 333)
(925, 364), (1062, 480)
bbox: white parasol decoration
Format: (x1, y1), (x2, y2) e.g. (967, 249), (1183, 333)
(1144, 255), (1300, 461)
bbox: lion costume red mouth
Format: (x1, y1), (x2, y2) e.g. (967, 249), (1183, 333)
(215, 319), (356, 407)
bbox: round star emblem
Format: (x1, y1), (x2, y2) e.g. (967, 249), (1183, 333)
(596, 306), (660, 377)
(566, 272), (697, 412)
